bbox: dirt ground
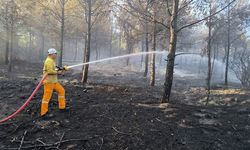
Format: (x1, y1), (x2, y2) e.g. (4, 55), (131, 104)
(0, 61), (250, 150)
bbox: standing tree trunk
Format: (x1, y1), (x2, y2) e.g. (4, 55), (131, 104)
(40, 33), (45, 62)
(141, 37), (145, 67)
(150, 11), (157, 86)
(109, 25), (113, 57)
(5, 4), (9, 65)
(206, 3), (212, 104)
(8, 6), (14, 72)
(5, 24), (9, 65)
(82, 34), (87, 72)
(29, 30), (32, 61)
(82, 0), (91, 84)
(225, 4), (231, 86)
(118, 31), (122, 55)
(144, 4), (149, 77)
(126, 38), (132, 66)
(95, 36), (99, 60)
(198, 58), (202, 74)
(59, 0), (65, 67)
(95, 45), (98, 60)
(162, 0), (179, 102)
(74, 38), (78, 61)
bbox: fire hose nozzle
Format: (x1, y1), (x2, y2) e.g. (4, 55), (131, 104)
(63, 65), (69, 71)
(56, 66), (69, 71)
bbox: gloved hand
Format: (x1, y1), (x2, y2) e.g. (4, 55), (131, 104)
(56, 66), (70, 71)
(57, 70), (63, 75)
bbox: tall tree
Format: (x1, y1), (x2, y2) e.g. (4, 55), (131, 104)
(35, 0), (69, 66)
(4, 3), (10, 65)
(225, 2), (231, 85)
(79, 0), (111, 84)
(150, 3), (157, 86)
(162, 0), (179, 102)
(162, 0), (236, 102)
(8, 0), (15, 72)
(144, 2), (149, 77)
(0, 0), (12, 65)
(81, 0), (92, 84)
(206, 1), (213, 104)
(59, 0), (66, 67)
(116, 0), (236, 102)
(4, 0), (19, 72)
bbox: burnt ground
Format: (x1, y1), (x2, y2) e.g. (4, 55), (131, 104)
(0, 61), (250, 150)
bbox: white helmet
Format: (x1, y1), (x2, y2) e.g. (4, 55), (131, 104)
(48, 48), (57, 55)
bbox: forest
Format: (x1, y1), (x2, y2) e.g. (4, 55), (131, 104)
(0, 0), (250, 149)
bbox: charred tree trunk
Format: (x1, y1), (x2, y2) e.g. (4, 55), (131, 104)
(225, 5), (231, 86)
(206, 3), (212, 105)
(144, 26), (149, 77)
(82, 0), (91, 84)
(59, 0), (65, 67)
(74, 38), (78, 61)
(5, 24), (9, 65)
(159, 54), (163, 66)
(144, 5), (149, 77)
(126, 39), (132, 66)
(40, 33), (45, 62)
(95, 36), (99, 60)
(8, 7), (14, 72)
(162, 0), (179, 102)
(5, 4), (9, 65)
(29, 30), (32, 61)
(198, 58), (202, 74)
(150, 13), (157, 86)
(110, 25), (113, 57)
(82, 34), (88, 72)
(141, 37), (145, 67)
(95, 46), (98, 60)
(211, 46), (216, 78)
(118, 32), (122, 55)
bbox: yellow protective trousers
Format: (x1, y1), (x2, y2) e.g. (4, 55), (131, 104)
(41, 83), (66, 116)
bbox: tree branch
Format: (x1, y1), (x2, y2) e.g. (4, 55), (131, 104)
(166, 0), (172, 16)
(177, 0), (236, 32)
(177, 0), (194, 13)
(112, 1), (170, 29)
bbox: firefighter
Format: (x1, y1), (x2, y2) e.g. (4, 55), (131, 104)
(41, 48), (69, 116)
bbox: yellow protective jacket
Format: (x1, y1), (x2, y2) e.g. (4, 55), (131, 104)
(43, 57), (58, 83)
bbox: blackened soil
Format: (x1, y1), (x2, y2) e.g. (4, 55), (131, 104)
(0, 62), (250, 150)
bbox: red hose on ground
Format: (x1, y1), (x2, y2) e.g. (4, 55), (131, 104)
(0, 74), (48, 124)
